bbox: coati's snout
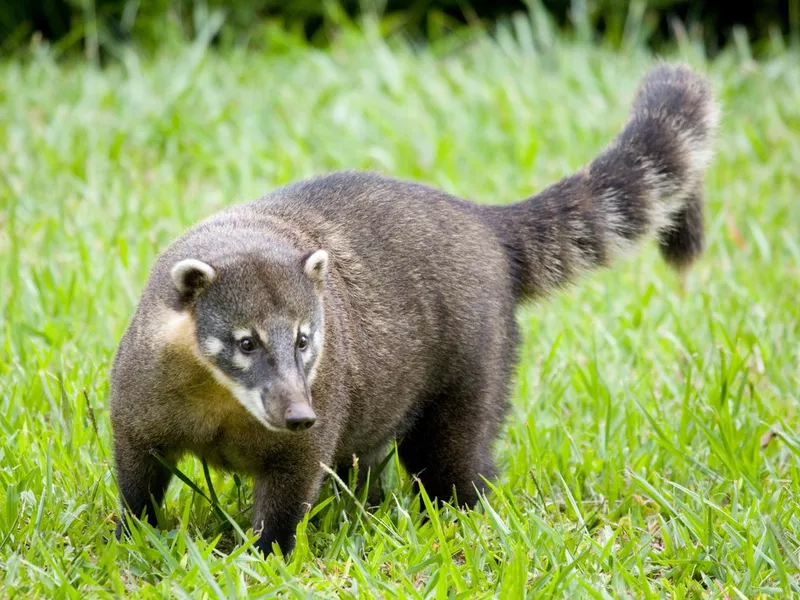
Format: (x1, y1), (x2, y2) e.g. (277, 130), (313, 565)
(260, 382), (317, 432)
(284, 403), (316, 431)
(271, 393), (317, 431)
(166, 246), (329, 432)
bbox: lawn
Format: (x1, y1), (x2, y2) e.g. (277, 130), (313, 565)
(1, 11), (799, 598)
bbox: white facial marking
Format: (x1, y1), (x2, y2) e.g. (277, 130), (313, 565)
(306, 329), (324, 385)
(232, 352), (253, 371)
(203, 361), (279, 432)
(233, 328), (252, 341)
(203, 337), (224, 356)
(231, 387), (280, 432)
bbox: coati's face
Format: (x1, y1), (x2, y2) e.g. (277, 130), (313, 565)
(169, 249), (328, 432)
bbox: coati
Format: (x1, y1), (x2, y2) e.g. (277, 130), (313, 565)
(110, 64), (718, 556)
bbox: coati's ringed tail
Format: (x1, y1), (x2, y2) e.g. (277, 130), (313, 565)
(484, 64), (719, 300)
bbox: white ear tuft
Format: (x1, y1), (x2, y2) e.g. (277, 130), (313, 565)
(303, 250), (329, 288)
(170, 258), (217, 297)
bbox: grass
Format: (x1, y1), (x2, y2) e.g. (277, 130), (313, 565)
(1, 10), (800, 598)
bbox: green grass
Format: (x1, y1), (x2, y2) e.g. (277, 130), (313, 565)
(2, 12), (800, 598)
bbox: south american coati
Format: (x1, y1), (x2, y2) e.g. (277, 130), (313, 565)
(110, 64), (718, 556)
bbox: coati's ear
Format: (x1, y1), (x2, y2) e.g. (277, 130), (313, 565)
(302, 250), (329, 289)
(170, 259), (217, 299)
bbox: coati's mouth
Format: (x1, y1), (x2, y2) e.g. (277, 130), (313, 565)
(226, 386), (317, 433)
(259, 389), (317, 432)
(255, 409), (316, 433)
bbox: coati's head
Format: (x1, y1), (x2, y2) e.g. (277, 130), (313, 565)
(168, 247), (328, 432)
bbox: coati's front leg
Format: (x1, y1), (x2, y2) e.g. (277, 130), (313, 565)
(113, 431), (174, 538)
(251, 461), (327, 556)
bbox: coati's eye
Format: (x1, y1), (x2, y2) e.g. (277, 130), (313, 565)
(297, 333), (309, 351)
(238, 337), (257, 353)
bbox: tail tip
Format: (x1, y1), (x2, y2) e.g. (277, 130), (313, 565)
(632, 63), (720, 140)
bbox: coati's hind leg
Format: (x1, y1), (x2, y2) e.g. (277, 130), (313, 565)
(113, 432), (174, 538)
(399, 312), (517, 508)
(398, 371), (510, 508)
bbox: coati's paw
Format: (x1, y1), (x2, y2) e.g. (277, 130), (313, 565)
(114, 516), (139, 540)
(252, 533), (294, 558)
(251, 536), (273, 558)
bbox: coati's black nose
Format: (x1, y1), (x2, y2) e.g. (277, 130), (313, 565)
(284, 403), (316, 431)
